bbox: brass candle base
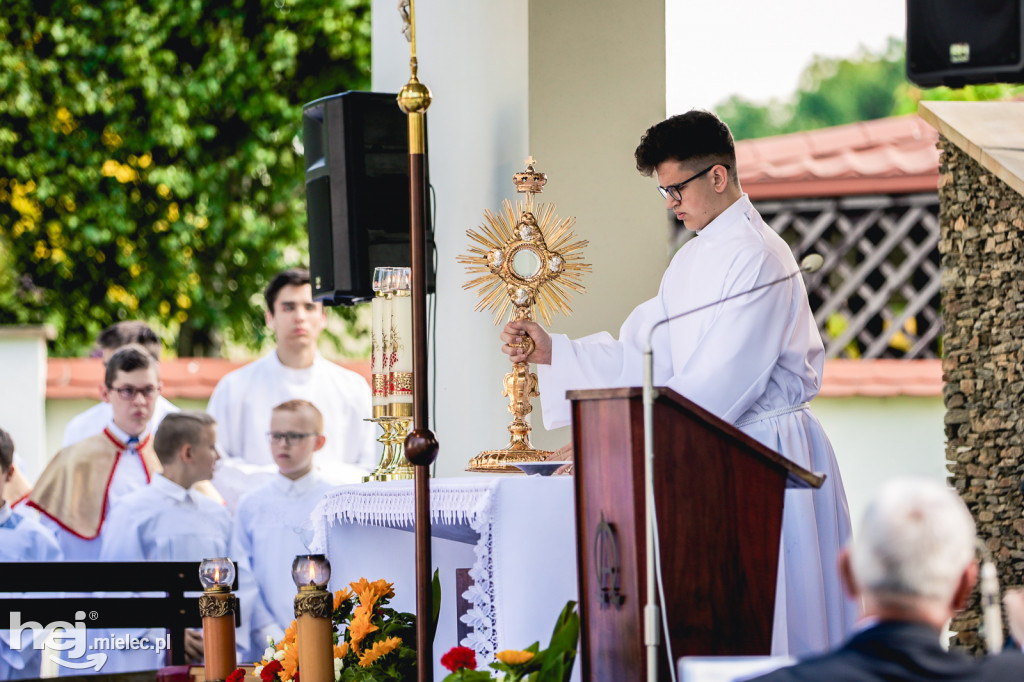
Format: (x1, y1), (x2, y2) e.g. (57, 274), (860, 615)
(364, 416), (416, 481)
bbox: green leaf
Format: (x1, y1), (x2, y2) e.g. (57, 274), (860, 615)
(431, 568), (442, 645)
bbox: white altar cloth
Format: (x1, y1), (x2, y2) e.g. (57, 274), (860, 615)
(310, 476), (577, 675)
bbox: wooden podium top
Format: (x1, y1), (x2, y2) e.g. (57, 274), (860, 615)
(567, 386), (824, 489)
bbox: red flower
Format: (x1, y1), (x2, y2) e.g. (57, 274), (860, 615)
(227, 669), (246, 682)
(260, 660), (283, 682)
(441, 646), (477, 672)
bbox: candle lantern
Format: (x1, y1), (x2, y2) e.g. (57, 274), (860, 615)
(292, 554), (334, 682)
(198, 557), (237, 682)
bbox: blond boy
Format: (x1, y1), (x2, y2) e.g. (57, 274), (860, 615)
(231, 400), (335, 660)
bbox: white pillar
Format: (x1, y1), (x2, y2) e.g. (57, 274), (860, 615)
(372, 0), (665, 475)
(0, 325), (52, 480)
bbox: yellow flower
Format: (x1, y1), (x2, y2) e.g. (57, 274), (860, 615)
(347, 613), (379, 653)
(357, 637), (402, 668)
(280, 644), (299, 681)
(333, 642), (349, 659)
(333, 587), (353, 611)
(496, 650), (535, 665)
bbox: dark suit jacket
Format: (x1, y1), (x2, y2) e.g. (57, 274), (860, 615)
(750, 621), (1024, 681)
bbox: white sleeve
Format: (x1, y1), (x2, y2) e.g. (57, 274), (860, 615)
(537, 296), (664, 430)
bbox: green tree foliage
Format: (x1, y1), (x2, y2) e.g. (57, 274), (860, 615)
(719, 37), (1024, 141)
(0, 0), (371, 356)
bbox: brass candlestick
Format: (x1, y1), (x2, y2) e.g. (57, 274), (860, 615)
(458, 158), (590, 472)
(198, 558), (238, 682)
(364, 417), (415, 481)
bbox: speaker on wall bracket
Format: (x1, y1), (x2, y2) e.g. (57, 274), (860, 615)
(303, 91), (435, 306)
(906, 0), (1024, 88)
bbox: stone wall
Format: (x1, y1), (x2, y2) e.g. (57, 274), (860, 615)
(939, 136), (1024, 653)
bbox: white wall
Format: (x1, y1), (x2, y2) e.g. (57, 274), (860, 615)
(812, 395), (947, 528)
(42, 394), (947, 520)
(0, 326), (51, 481)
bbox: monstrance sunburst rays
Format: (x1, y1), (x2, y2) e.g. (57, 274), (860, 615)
(458, 196), (590, 327)
(458, 158), (590, 473)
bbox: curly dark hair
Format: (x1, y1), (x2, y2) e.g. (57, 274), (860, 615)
(634, 110), (736, 177)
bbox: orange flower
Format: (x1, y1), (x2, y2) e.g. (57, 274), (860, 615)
(334, 642), (350, 659)
(357, 636), (402, 667)
(350, 578), (394, 609)
(281, 620), (298, 647)
(496, 649), (535, 665)
(333, 587), (353, 611)
(280, 645), (299, 681)
(347, 613), (379, 652)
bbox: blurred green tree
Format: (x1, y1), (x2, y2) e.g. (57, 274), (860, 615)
(719, 37), (1024, 141)
(0, 0), (371, 356)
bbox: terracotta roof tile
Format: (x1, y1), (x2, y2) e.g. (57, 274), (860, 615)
(47, 357), (372, 400)
(736, 115), (941, 200)
(819, 359), (942, 398)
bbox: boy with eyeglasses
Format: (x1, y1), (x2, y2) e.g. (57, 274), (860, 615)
(27, 345), (164, 560)
(62, 321), (180, 447)
(500, 110), (854, 657)
(230, 399), (336, 663)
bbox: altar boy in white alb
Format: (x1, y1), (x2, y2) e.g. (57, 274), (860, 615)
(100, 410), (231, 672)
(0, 427), (62, 680)
(207, 268), (375, 508)
(28, 345), (163, 561)
(501, 110), (855, 657)
(231, 399), (335, 663)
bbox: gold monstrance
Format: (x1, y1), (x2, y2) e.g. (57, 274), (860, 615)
(459, 158), (590, 472)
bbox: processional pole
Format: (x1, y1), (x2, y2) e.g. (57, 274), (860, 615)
(396, 2), (439, 680)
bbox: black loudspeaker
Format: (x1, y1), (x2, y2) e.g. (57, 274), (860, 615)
(906, 0), (1024, 87)
(303, 91), (434, 305)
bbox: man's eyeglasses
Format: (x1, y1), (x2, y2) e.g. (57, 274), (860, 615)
(657, 163), (729, 201)
(267, 431), (319, 445)
(109, 385), (160, 401)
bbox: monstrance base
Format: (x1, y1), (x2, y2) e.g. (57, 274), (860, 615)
(466, 447), (554, 473)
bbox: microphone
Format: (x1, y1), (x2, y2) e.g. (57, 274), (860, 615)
(639, 253), (823, 682)
(978, 540), (1004, 654)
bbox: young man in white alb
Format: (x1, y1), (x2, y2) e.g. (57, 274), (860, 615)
(207, 268), (375, 508)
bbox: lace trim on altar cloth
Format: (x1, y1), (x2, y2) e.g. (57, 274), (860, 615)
(309, 481), (500, 661)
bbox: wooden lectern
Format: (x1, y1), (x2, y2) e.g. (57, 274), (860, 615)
(568, 387), (823, 680)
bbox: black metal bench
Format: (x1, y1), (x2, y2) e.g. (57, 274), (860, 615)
(0, 561), (239, 667)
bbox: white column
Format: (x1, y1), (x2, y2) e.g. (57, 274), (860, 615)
(0, 325), (52, 480)
(372, 0), (665, 475)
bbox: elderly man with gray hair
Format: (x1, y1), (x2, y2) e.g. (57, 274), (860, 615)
(752, 477), (1024, 681)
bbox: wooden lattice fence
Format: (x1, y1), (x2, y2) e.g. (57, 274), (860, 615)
(674, 193), (941, 359)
